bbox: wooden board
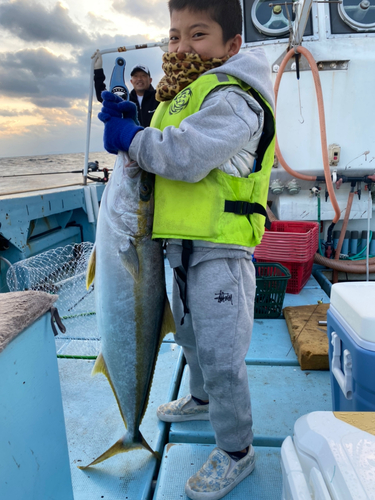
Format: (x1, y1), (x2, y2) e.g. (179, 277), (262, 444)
(334, 412), (375, 436)
(283, 303), (330, 370)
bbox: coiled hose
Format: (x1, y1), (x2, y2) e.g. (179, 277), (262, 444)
(274, 46), (375, 274)
(274, 46), (341, 223)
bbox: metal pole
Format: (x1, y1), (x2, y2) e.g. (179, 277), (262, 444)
(83, 57), (95, 186)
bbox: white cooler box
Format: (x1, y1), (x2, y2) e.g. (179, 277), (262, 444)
(281, 411), (375, 500)
(327, 282), (375, 411)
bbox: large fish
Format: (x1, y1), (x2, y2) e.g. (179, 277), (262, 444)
(82, 151), (175, 467)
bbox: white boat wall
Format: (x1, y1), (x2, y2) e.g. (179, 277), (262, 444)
(242, 0), (375, 239)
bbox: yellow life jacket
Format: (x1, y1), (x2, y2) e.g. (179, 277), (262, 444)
(150, 73), (275, 247)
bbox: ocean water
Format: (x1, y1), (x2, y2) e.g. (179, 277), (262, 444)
(0, 151), (115, 196)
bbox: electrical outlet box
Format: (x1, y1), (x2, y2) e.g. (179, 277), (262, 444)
(329, 144), (341, 166)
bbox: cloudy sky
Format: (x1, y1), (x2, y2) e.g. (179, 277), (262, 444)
(0, 0), (170, 158)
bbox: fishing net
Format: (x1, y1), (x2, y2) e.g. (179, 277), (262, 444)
(6, 242), (100, 357)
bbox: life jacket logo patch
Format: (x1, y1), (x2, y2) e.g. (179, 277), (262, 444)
(169, 88), (192, 115)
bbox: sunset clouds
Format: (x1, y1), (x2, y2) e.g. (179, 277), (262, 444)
(0, 0), (169, 156)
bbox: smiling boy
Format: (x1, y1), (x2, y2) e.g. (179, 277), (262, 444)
(99, 1), (275, 498)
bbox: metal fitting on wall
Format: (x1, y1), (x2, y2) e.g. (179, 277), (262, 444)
(270, 179), (284, 195)
(286, 179), (301, 195)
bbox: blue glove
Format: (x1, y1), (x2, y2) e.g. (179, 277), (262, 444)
(101, 90), (123, 103)
(98, 111), (144, 155)
(101, 91), (139, 123)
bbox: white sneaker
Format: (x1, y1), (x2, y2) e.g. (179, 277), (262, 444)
(156, 394), (209, 422)
(185, 446), (255, 500)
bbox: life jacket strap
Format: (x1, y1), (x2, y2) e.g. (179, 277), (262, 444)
(224, 201), (271, 230)
(173, 239), (193, 326)
(182, 239), (193, 274)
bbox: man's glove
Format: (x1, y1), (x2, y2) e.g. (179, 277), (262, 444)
(91, 49), (103, 70)
(100, 91), (139, 124)
(98, 109), (143, 155)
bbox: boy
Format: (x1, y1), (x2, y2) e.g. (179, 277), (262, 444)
(99, 1), (275, 498)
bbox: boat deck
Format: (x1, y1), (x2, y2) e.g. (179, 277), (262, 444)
(57, 263), (331, 499)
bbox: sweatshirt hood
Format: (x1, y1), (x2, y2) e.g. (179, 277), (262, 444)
(204, 48), (275, 111)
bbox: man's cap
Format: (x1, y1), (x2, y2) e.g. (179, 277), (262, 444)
(130, 64), (151, 76)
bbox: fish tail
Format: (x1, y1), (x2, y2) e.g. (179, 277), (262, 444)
(78, 437), (125, 469)
(78, 431), (160, 469)
(86, 244), (96, 289)
(140, 431), (161, 461)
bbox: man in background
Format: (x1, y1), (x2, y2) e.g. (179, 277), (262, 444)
(92, 50), (158, 127)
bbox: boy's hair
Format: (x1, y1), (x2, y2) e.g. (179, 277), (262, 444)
(168, 0), (243, 43)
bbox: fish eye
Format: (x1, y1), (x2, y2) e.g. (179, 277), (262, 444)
(139, 182), (152, 202)
(140, 184), (150, 195)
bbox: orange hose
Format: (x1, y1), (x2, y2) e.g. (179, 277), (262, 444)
(274, 46), (341, 223)
(314, 252), (375, 273)
(266, 205), (278, 222)
(332, 190), (354, 283)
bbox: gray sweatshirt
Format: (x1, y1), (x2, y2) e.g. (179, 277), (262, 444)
(129, 49), (274, 181)
(128, 48), (274, 262)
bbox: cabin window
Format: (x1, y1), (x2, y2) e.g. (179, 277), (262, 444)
(330, 0), (375, 32)
(243, 0), (313, 42)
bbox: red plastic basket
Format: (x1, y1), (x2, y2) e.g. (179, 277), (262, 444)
(254, 221), (319, 294)
(256, 256), (314, 294)
(254, 221), (319, 263)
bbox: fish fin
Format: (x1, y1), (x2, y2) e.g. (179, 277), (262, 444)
(140, 432), (161, 461)
(91, 352), (108, 377)
(78, 437), (124, 468)
(119, 240), (139, 281)
(160, 295), (176, 338)
(86, 245), (96, 289)
(92, 353), (129, 430)
(78, 431), (160, 469)
(139, 296), (176, 426)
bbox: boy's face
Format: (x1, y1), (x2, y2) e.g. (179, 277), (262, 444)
(169, 8), (242, 59)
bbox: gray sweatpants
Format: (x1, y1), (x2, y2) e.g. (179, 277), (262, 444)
(167, 244), (256, 452)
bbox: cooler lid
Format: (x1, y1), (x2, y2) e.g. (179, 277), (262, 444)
(330, 282), (375, 344)
(293, 411), (375, 500)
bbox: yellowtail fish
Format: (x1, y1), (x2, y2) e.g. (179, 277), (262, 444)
(82, 151), (175, 467)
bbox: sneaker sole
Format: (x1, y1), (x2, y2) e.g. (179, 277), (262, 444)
(156, 411), (210, 423)
(184, 459), (255, 500)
